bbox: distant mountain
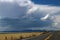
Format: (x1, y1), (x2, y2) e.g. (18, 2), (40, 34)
(0, 29), (55, 33)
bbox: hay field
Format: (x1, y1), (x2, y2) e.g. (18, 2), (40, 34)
(0, 32), (43, 40)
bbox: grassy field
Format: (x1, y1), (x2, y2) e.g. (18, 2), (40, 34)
(0, 32), (43, 40)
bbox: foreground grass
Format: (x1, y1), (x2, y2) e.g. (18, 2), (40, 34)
(0, 32), (43, 40)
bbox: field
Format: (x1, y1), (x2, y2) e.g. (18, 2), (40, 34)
(0, 32), (43, 40)
(0, 32), (60, 40)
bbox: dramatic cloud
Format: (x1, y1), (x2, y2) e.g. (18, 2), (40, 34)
(0, 0), (60, 31)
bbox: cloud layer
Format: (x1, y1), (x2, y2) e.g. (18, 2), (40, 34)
(0, 0), (60, 31)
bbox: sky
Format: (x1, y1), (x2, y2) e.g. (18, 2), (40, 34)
(0, 0), (60, 31)
(32, 0), (60, 6)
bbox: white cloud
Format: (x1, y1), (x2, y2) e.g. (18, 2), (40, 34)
(40, 14), (50, 21)
(27, 4), (60, 15)
(0, 0), (14, 3)
(17, 0), (33, 7)
(52, 15), (60, 28)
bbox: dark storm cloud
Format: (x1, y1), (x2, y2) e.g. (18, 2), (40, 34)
(0, 0), (60, 31)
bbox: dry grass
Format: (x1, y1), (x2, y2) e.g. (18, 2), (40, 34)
(0, 32), (43, 40)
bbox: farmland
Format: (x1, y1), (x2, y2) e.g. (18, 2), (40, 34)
(0, 31), (60, 40)
(0, 32), (43, 40)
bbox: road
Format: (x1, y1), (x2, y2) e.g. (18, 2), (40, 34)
(22, 32), (53, 40)
(16, 32), (60, 40)
(49, 32), (60, 40)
